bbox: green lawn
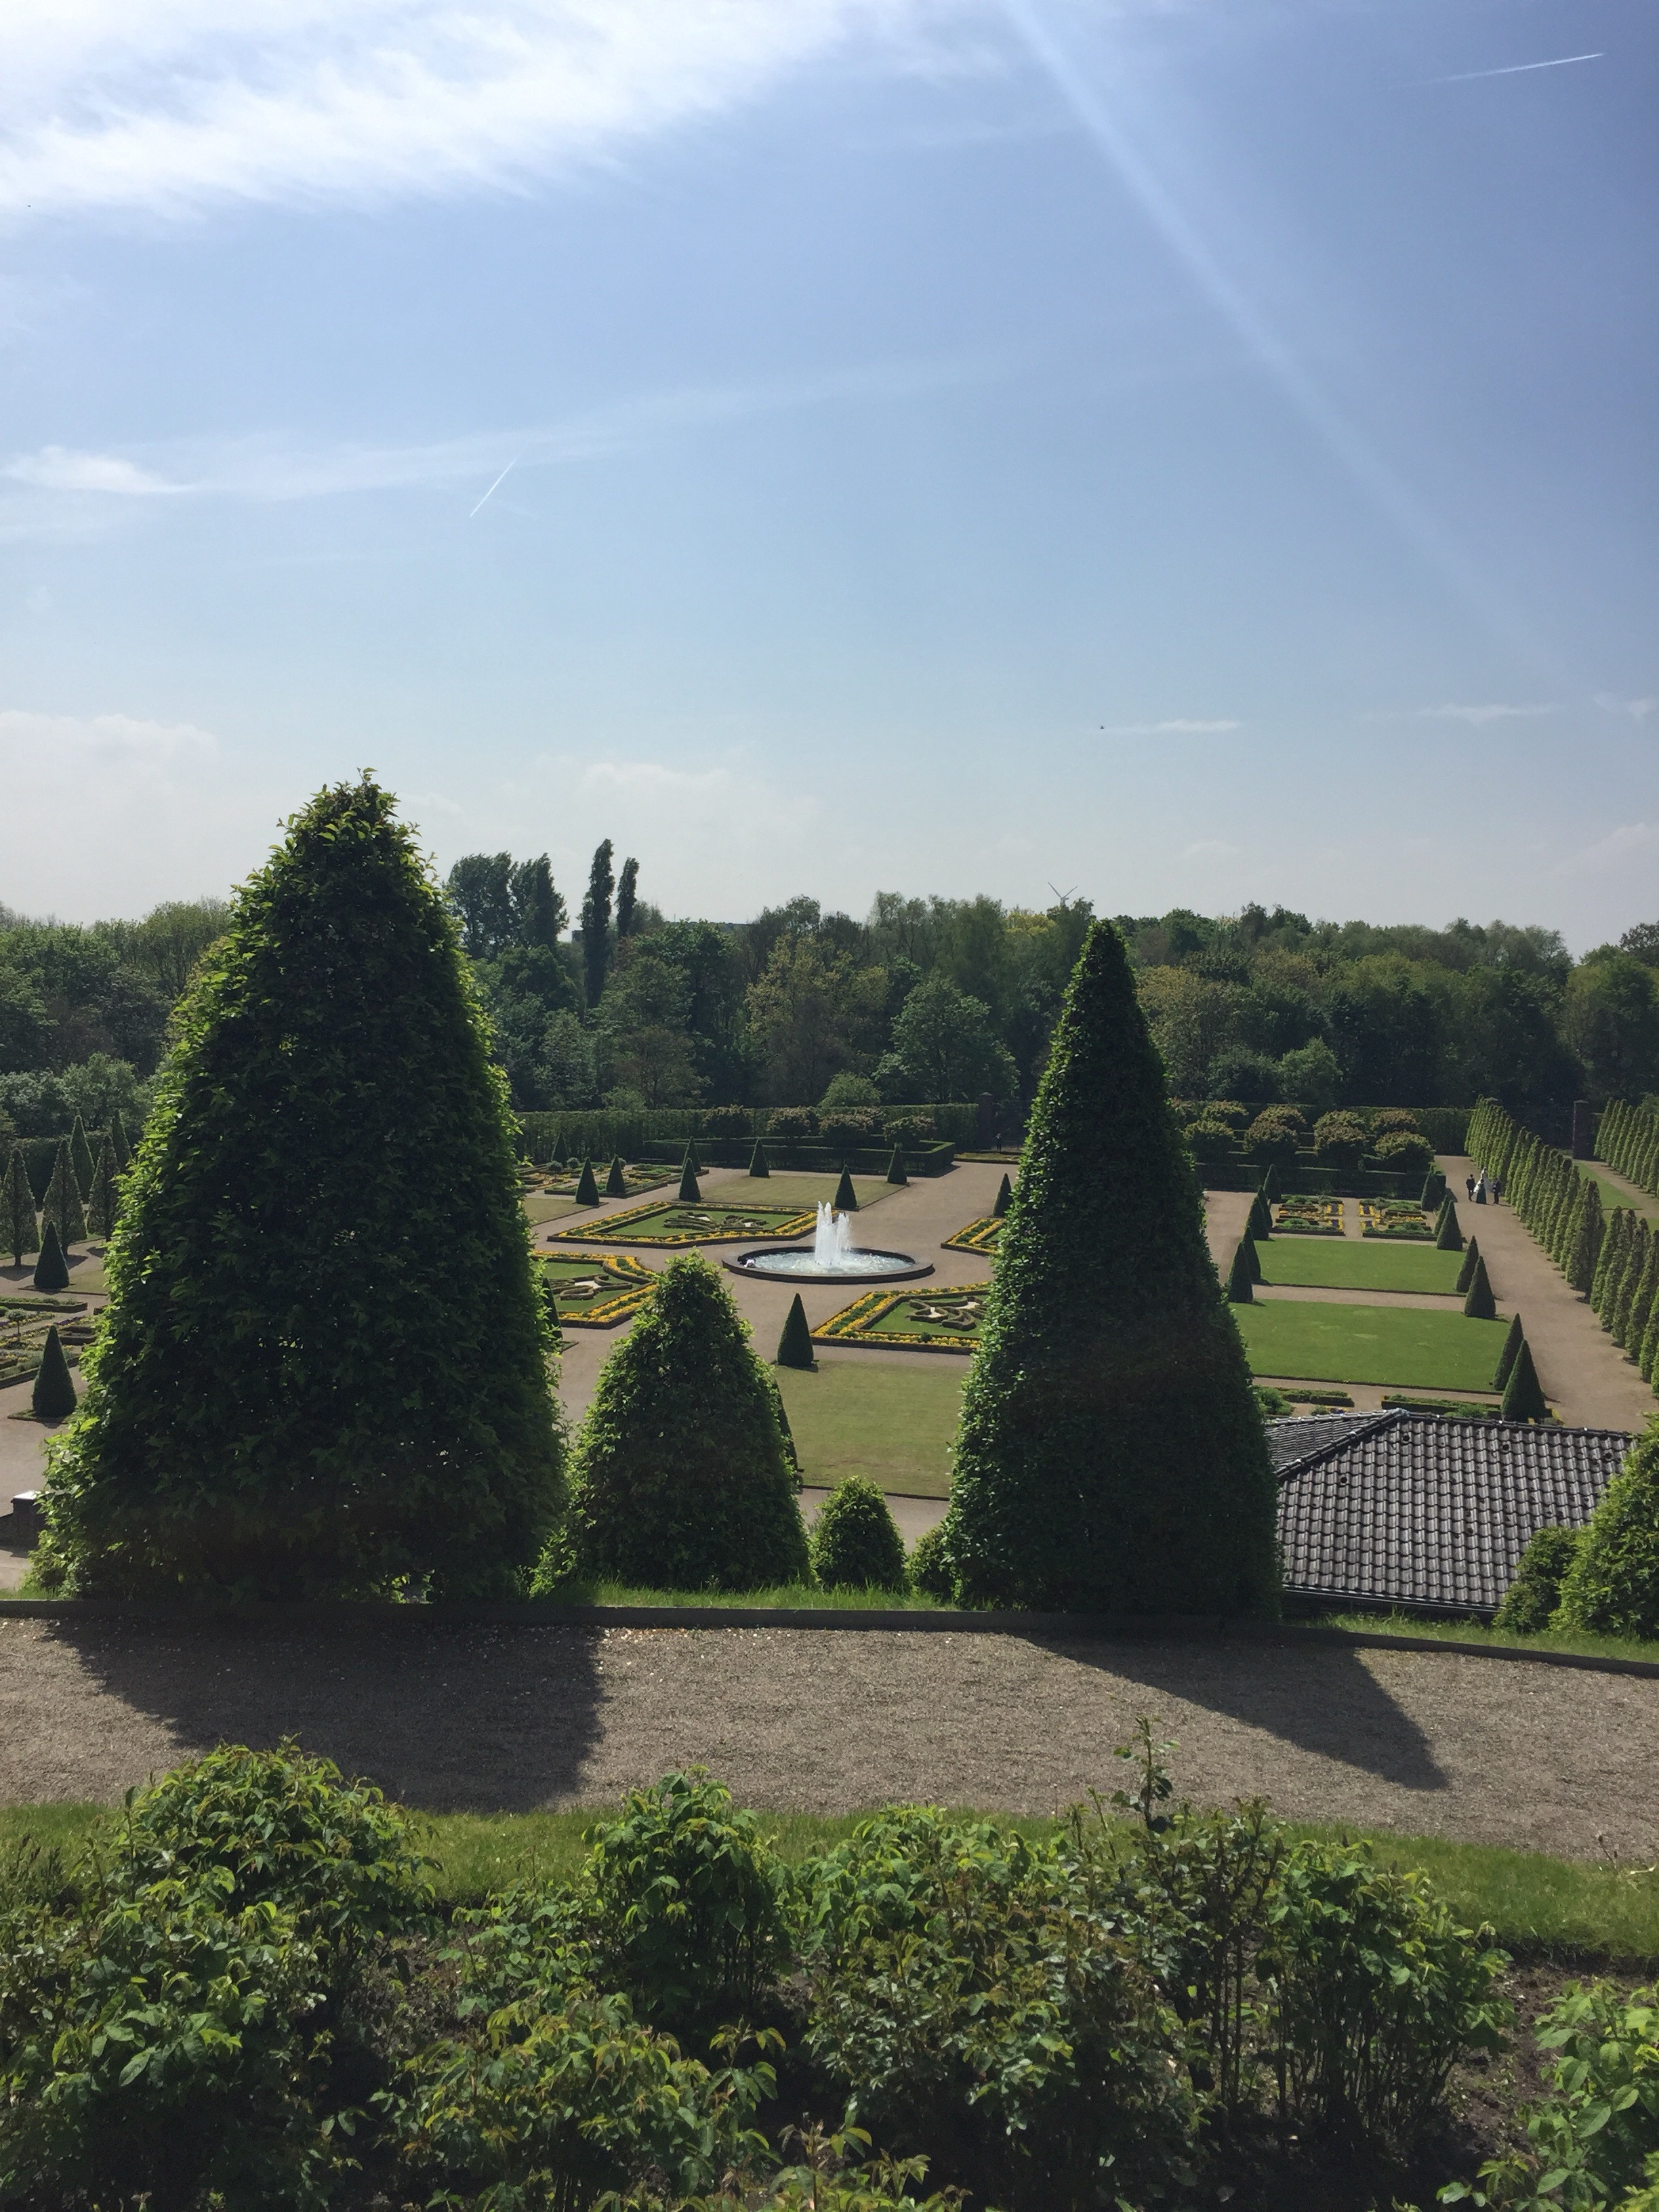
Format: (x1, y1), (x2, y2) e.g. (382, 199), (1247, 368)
(702, 1173), (897, 1214)
(1256, 1238), (1465, 1295)
(1578, 1164), (1659, 1227)
(775, 1357), (965, 1496)
(1236, 1300), (1512, 1391)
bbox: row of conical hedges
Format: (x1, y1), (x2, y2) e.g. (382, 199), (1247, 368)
(2, 1118), (132, 1267)
(1596, 1097), (1659, 1201)
(1468, 1099), (1659, 1399)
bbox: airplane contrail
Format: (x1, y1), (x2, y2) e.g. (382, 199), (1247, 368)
(468, 453), (520, 518)
(1429, 53), (1603, 83)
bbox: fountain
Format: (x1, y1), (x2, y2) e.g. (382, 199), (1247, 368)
(727, 1200), (932, 1285)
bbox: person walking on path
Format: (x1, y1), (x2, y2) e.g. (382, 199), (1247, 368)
(1475, 1176), (1488, 1204)
(1466, 1174), (1477, 1202)
(1492, 1175), (1503, 1204)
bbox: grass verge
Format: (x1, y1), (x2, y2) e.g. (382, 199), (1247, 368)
(1256, 1238), (1465, 1296)
(775, 1358), (964, 1495)
(4, 1799), (1654, 1957)
(531, 1576), (946, 1612)
(1236, 1299), (1511, 1391)
(698, 1172), (897, 1214)
(1309, 1606), (1659, 1669)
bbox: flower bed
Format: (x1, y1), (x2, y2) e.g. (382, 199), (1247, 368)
(813, 1282), (991, 1352)
(1275, 1197), (1344, 1235)
(538, 1253), (659, 1328)
(941, 1216), (1002, 1255)
(548, 1202), (817, 1248)
(1359, 1200), (1433, 1242)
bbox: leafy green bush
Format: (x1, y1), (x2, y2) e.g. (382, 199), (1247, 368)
(1184, 1116), (1238, 1166)
(767, 1107), (818, 1139)
(1556, 1419), (1659, 1638)
(1374, 1130), (1435, 1176)
(810, 1477), (907, 1592)
(1493, 1525), (1583, 1633)
(583, 1771), (794, 2044)
(703, 1105), (754, 1137)
(906, 1523), (956, 1603)
(882, 1113), (937, 1146)
(1370, 1110), (1425, 1137)
(1244, 1111), (1302, 1166)
(821, 1109), (882, 1149)
(1313, 1111), (1369, 1168)
(552, 1255), (811, 1593)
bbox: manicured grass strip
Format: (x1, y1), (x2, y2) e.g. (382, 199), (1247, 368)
(777, 1359), (966, 1496)
(1310, 1607), (1659, 1669)
(705, 1174), (897, 1214)
(523, 1191), (583, 1223)
(1577, 1164), (1659, 1227)
(6, 1801), (1652, 1956)
(1256, 1238), (1466, 1296)
(1235, 1300), (1512, 1391)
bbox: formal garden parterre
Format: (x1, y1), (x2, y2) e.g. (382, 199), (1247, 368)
(548, 1200), (818, 1248)
(812, 1283), (991, 1353)
(538, 1252), (659, 1327)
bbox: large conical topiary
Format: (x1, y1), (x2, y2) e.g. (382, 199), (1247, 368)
(1500, 1340), (1548, 1422)
(994, 1172), (1013, 1218)
(1435, 1200), (1463, 1252)
(85, 1139), (119, 1242)
(108, 1109), (131, 1171)
(41, 1141), (86, 1250)
(776, 1292), (815, 1370)
(1555, 1418), (1659, 1638)
(1493, 1311), (1523, 1391)
(886, 1146), (907, 1187)
(1225, 1239), (1254, 1303)
(37, 775), (562, 1601)
(834, 1168), (858, 1212)
(33, 1219), (69, 1292)
(939, 920), (1279, 1614)
(1462, 1253), (1496, 1319)
(605, 1155), (628, 1197)
(809, 1475), (906, 1591)
(2, 1144), (37, 1267)
(678, 1153), (701, 1204)
(1246, 1187), (1273, 1240)
(68, 1115), (96, 1200)
(748, 1139), (771, 1179)
(575, 1158), (600, 1207)
(32, 1324), (77, 1421)
(1455, 1237), (1480, 1296)
(1568, 1177), (1604, 1294)
(557, 1255), (809, 1591)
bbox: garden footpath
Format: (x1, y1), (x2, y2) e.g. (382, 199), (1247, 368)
(1439, 1155), (1656, 1431)
(1, 1616), (1656, 1862)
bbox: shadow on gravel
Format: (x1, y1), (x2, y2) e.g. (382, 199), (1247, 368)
(42, 1620), (605, 1813)
(1037, 1635), (1449, 1795)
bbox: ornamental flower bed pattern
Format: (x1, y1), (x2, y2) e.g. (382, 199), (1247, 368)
(538, 1254), (659, 1327)
(941, 1216), (1003, 1255)
(813, 1282), (991, 1353)
(1359, 1200), (1434, 1242)
(1275, 1197), (1345, 1235)
(548, 1202), (817, 1248)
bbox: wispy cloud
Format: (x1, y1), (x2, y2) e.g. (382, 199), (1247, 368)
(1181, 838), (1240, 861)
(1409, 703), (1553, 726)
(0, 706), (216, 762)
(3, 445), (182, 495)
(1554, 822), (1657, 878)
(1595, 693), (1657, 722)
(0, 1), (942, 222)
(1100, 717), (1240, 737)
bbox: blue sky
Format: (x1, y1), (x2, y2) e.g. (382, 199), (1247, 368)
(1, 0), (1654, 945)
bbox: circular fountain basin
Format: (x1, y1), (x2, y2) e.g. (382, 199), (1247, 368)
(726, 1246), (934, 1285)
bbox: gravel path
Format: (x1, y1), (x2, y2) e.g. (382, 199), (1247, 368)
(2, 1618), (1655, 1861)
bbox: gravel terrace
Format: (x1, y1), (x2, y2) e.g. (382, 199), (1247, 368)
(2, 1618), (1655, 1862)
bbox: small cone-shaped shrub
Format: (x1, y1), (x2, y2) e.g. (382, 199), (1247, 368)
(1555, 1418), (1659, 1638)
(677, 1157), (701, 1204)
(687, 1138), (703, 1172)
(1493, 1311), (1523, 1391)
(575, 1158), (600, 1207)
(33, 1220), (70, 1292)
(775, 1292), (815, 1370)
(42, 1141), (87, 1250)
(85, 1139), (119, 1242)
(1225, 1240), (1254, 1303)
(1259, 1164), (1280, 1205)
(31, 1324), (77, 1421)
(108, 1109), (131, 1170)
(1500, 1340), (1549, 1422)
(2, 1144), (37, 1266)
(748, 1139), (771, 1179)
(556, 1255), (809, 1591)
(1455, 1237), (1480, 1296)
(1462, 1254), (1496, 1319)
(1493, 1525), (1581, 1633)
(37, 775), (562, 1601)
(941, 920), (1277, 1614)
(1420, 1168), (1445, 1209)
(1568, 1178), (1604, 1294)
(541, 1275), (565, 1351)
(1435, 1201), (1464, 1252)
(1246, 1187), (1273, 1240)
(69, 1115), (96, 1200)
(994, 1173), (1012, 1218)
(811, 1476), (907, 1591)
(605, 1155), (628, 1197)
(886, 1146), (907, 1187)
(907, 1522), (956, 1603)
(834, 1168), (858, 1212)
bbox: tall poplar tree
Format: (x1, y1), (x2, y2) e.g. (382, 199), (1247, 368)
(939, 920), (1279, 1614)
(615, 856), (640, 939)
(2, 1145), (37, 1267)
(581, 838), (615, 1008)
(38, 775), (563, 1601)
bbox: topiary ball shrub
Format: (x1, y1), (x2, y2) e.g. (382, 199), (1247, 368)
(882, 1113), (937, 1147)
(1493, 1525), (1582, 1633)
(1243, 1112), (1301, 1167)
(1555, 1418), (1659, 1639)
(1373, 1131), (1434, 1178)
(767, 1107), (817, 1139)
(1311, 1112), (1369, 1169)
(701, 1105), (752, 1138)
(907, 1522), (956, 1603)
(551, 1255), (809, 1593)
(1184, 1118), (1237, 1167)
(31, 1324), (77, 1421)
(1370, 1109), (1424, 1138)
(810, 1476), (907, 1591)
(820, 1109), (880, 1151)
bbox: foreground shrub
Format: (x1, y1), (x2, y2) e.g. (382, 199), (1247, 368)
(552, 1256), (811, 1593)
(810, 1477), (907, 1591)
(1493, 1525), (1582, 1633)
(906, 1523), (956, 1603)
(1555, 1418), (1659, 1638)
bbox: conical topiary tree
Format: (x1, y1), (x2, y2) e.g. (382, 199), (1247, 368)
(1435, 1200), (1464, 1252)
(555, 1255), (810, 1591)
(69, 1115), (96, 1200)
(1555, 1418), (1659, 1638)
(748, 1139), (771, 1179)
(36, 775), (562, 1601)
(809, 1476), (907, 1591)
(834, 1168), (858, 1212)
(1613, 1223), (1652, 1349)
(1247, 1187), (1273, 1240)
(575, 1158), (600, 1207)
(2, 1145), (37, 1267)
(687, 1138), (703, 1173)
(1500, 1340), (1548, 1422)
(1225, 1240), (1254, 1303)
(1462, 1253), (1496, 1320)
(1639, 1294), (1659, 1389)
(1420, 1168), (1446, 1210)
(1624, 1235), (1659, 1372)
(1493, 1311), (1523, 1391)
(677, 1155), (701, 1204)
(886, 1146), (907, 1187)
(1455, 1237), (1481, 1296)
(41, 1141), (86, 1250)
(1568, 1178), (1604, 1294)
(776, 1292), (815, 1370)
(605, 1156), (628, 1198)
(108, 1110), (131, 1171)
(85, 1139), (119, 1242)
(1258, 1164), (1280, 1205)
(994, 1173), (1013, 1218)
(32, 1324), (77, 1422)
(33, 1220), (69, 1292)
(939, 920), (1279, 1614)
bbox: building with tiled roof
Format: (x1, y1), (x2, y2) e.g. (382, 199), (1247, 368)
(1271, 1410), (1634, 1618)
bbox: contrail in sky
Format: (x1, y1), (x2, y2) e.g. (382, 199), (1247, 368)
(1429, 53), (1603, 83)
(468, 453), (520, 517)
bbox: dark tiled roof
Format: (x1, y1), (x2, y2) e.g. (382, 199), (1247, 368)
(1272, 1410), (1634, 1616)
(1265, 1412), (1392, 1473)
